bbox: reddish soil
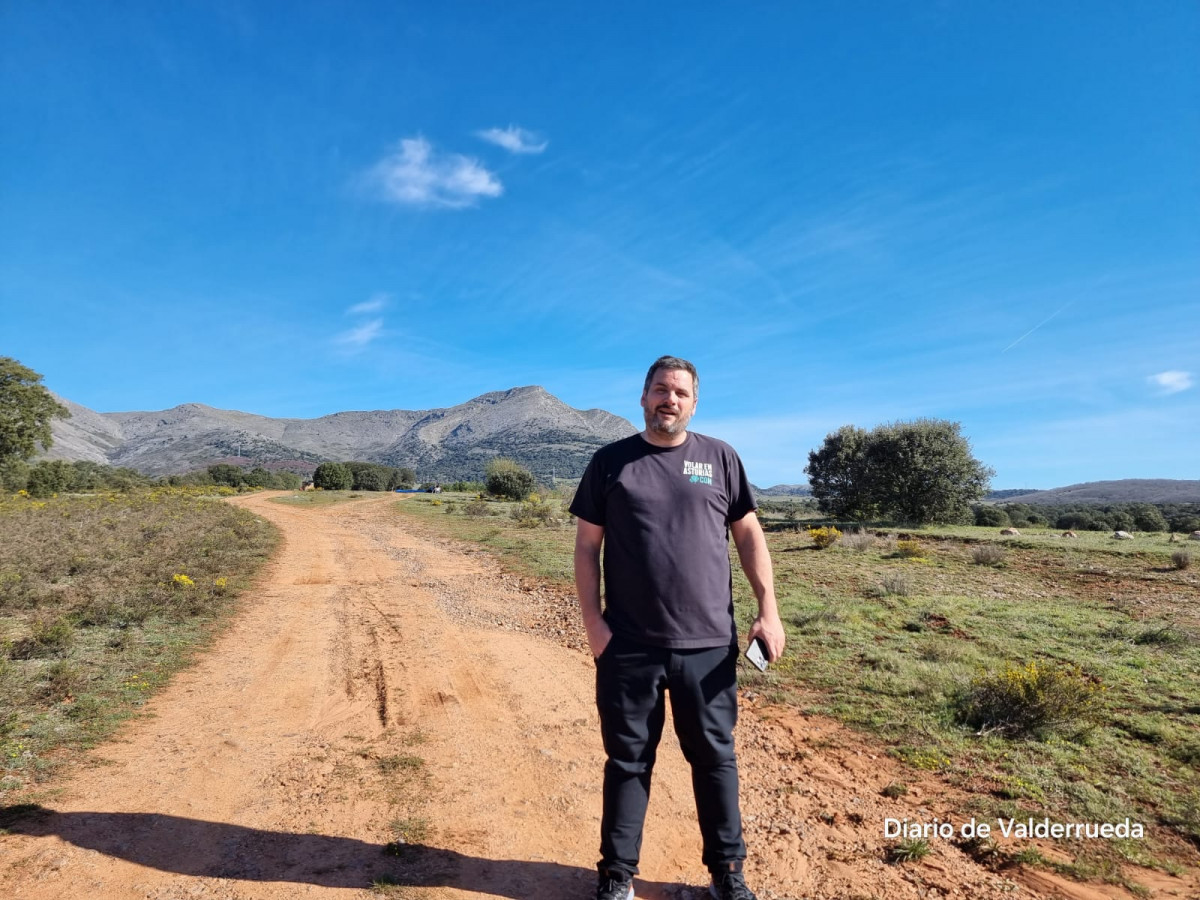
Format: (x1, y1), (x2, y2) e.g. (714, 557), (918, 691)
(2, 494), (1195, 899)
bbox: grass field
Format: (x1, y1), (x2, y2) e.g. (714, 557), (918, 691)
(0, 488), (278, 795)
(392, 492), (1200, 879)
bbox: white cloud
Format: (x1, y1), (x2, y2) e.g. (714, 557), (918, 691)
(1148, 370), (1194, 394)
(366, 137), (502, 208)
(348, 293), (389, 315)
(475, 125), (548, 155)
(335, 318), (384, 348)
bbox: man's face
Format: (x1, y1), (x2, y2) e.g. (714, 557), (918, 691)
(641, 367), (697, 437)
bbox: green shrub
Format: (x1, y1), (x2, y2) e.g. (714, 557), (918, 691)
(956, 660), (1104, 738)
(445, 480), (485, 493)
(510, 499), (562, 528)
(313, 461), (353, 491)
(809, 526), (841, 549)
(1171, 550), (1191, 571)
(26, 461), (73, 498)
(485, 458), (535, 501)
(207, 463), (245, 488)
(895, 539), (924, 558)
(7, 615), (74, 659)
(1133, 625), (1189, 647)
(973, 505), (1009, 527)
(463, 498), (489, 517)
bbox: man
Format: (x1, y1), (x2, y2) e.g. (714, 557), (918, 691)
(571, 356), (786, 900)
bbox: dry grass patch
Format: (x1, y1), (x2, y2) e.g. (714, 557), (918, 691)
(0, 489), (277, 792)
(970, 544), (1007, 567)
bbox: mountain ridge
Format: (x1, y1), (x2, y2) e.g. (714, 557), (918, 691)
(44, 386), (637, 481)
(992, 479), (1200, 505)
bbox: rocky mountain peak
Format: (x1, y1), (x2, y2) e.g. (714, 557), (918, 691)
(44, 386), (637, 480)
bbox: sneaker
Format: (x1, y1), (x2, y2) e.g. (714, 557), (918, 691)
(709, 870), (758, 900)
(596, 870), (635, 900)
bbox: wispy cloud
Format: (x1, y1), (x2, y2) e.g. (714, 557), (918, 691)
(347, 293), (389, 315)
(475, 125), (548, 154)
(1149, 370), (1194, 394)
(365, 137), (502, 208)
(335, 318), (384, 349)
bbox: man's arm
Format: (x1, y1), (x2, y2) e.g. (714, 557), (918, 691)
(730, 510), (786, 662)
(574, 518), (613, 659)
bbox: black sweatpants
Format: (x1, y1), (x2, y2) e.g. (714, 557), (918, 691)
(594, 634), (745, 878)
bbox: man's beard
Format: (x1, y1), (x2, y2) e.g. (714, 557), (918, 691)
(644, 405), (692, 436)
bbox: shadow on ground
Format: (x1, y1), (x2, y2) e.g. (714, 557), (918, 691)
(2, 805), (690, 898)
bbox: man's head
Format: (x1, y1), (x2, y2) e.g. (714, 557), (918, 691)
(640, 355), (699, 441)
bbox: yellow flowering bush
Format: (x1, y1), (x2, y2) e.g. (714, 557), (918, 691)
(172, 573), (196, 589)
(809, 526), (842, 549)
(956, 660), (1104, 738)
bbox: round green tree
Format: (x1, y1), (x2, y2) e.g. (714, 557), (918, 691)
(485, 457), (536, 501)
(806, 419), (993, 525)
(0, 357), (68, 464)
(313, 461), (353, 490)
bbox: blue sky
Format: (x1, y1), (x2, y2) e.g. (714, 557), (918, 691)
(2, 2), (1197, 488)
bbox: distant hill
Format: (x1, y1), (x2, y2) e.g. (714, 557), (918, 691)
(986, 488), (1042, 501)
(42, 387), (636, 481)
(752, 481), (1199, 505)
(999, 480), (1200, 505)
(754, 484), (812, 498)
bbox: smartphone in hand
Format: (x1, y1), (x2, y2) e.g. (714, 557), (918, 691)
(744, 636), (769, 672)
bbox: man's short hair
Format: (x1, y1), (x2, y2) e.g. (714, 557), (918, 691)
(643, 355), (699, 395)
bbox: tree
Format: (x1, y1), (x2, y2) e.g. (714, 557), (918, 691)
(0, 457), (29, 492)
(346, 461), (390, 492)
(973, 505), (1009, 527)
(1168, 513), (1200, 534)
(207, 463), (245, 488)
(27, 460), (74, 497)
(0, 357), (68, 463)
(1129, 503), (1168, 533)
(270, 470), (302, 490)
(806, 419), (993, 525)
(388, 467), (417, 490)
(313, 461), (352, 491)
(244, 466), (273, 488)
(485, 457), (536, 501)
(803, 425), (879, 520)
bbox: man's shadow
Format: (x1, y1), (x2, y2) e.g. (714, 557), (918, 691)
(2, 805), (689, 898)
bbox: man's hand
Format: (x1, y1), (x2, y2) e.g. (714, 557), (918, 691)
(585, 618), (614, 660)
(730, 510), (785, 663)
(747, 612), (786, 663)
(575, 518), (610, 659)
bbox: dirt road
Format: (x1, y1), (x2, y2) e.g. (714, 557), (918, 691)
(2, 494), (1184, 899)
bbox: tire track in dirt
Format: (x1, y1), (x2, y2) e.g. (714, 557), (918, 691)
(2, 493), (1192, 900)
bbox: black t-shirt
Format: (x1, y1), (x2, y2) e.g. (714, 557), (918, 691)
(570, 431), (757, 649)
